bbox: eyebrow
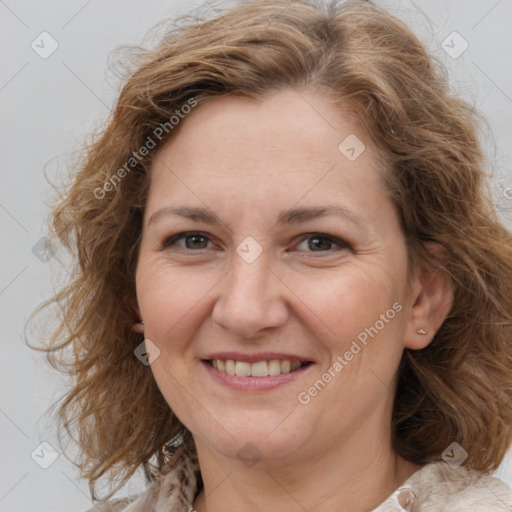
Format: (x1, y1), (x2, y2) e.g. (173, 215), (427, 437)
(147, 205), (364, 228)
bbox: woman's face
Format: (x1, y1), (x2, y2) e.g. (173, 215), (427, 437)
(135, 88), (419, 464)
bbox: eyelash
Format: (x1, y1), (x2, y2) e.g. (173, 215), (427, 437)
(160, 231), (351, 255)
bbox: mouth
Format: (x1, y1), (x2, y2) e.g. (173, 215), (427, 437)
(205, 359), (313, 377)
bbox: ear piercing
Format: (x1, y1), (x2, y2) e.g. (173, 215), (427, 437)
(417, 328), (427, 335)
(132, 321), (144, 334)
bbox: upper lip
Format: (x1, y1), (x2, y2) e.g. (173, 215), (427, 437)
(202, 352), (314, 363)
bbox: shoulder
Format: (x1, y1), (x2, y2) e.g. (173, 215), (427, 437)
(399, 462), (512, 511)
(84, 444), (199, 512)
(374, 461), (512, 511)
(429, 463), (512, 510)
(84, 498), (134, 512)
(84, 491), (157, 512)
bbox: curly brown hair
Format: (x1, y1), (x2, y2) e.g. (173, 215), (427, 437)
(29, 0), (512, 499)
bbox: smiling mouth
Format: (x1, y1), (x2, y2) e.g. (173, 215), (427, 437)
(206, 359), (312, 377)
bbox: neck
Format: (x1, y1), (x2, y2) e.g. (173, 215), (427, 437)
(192, 420), (420, 512)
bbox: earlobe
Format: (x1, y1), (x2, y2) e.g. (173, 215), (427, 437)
(128, 296), (144, 334)
(404, 242), (454, 350)
(129, 296), (142, 322)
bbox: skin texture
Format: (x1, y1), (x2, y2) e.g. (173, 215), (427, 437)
(134, 88), (453, 511)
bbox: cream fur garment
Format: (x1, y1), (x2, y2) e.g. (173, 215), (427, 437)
(87, 445), (512, 511)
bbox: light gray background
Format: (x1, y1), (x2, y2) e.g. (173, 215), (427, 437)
(1, 1), (512, 511)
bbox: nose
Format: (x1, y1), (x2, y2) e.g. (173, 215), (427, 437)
(211, 253), (289, 339)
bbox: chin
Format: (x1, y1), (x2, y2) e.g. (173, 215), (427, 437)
(190, 414), (307, 462)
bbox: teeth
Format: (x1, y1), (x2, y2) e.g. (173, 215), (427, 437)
(210, 359), (306, 377)
(268, 360), (281, 376)
(225, 359), (236, 375)
(235, 361), (251, 377)
(250, 360), (268, 377)
(291, 361), (301, 371)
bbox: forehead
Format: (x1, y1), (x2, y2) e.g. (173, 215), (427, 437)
(146, 88), (392, 228)
(151, 88), (383, 183)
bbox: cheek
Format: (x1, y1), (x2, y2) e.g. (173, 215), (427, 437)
(290, 264), (405, 354)
(340, 273), (407, 381)
(301, 270), (407, 414)
(136, 261), (218, 352)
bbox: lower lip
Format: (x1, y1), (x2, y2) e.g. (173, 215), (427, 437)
(202, 361), (312, 391)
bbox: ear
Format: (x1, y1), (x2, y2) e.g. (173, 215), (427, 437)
(129, 295), (142, 322)
(128, 296), (144, 334)
(404, 242), (454, 350)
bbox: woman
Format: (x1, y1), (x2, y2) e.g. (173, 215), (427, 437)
(33, 0), (512, 510)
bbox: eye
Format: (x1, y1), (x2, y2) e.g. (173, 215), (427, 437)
(161, 231), (214, 251)
(160, 231), (351, 255)
(294, 233), (350, 254)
